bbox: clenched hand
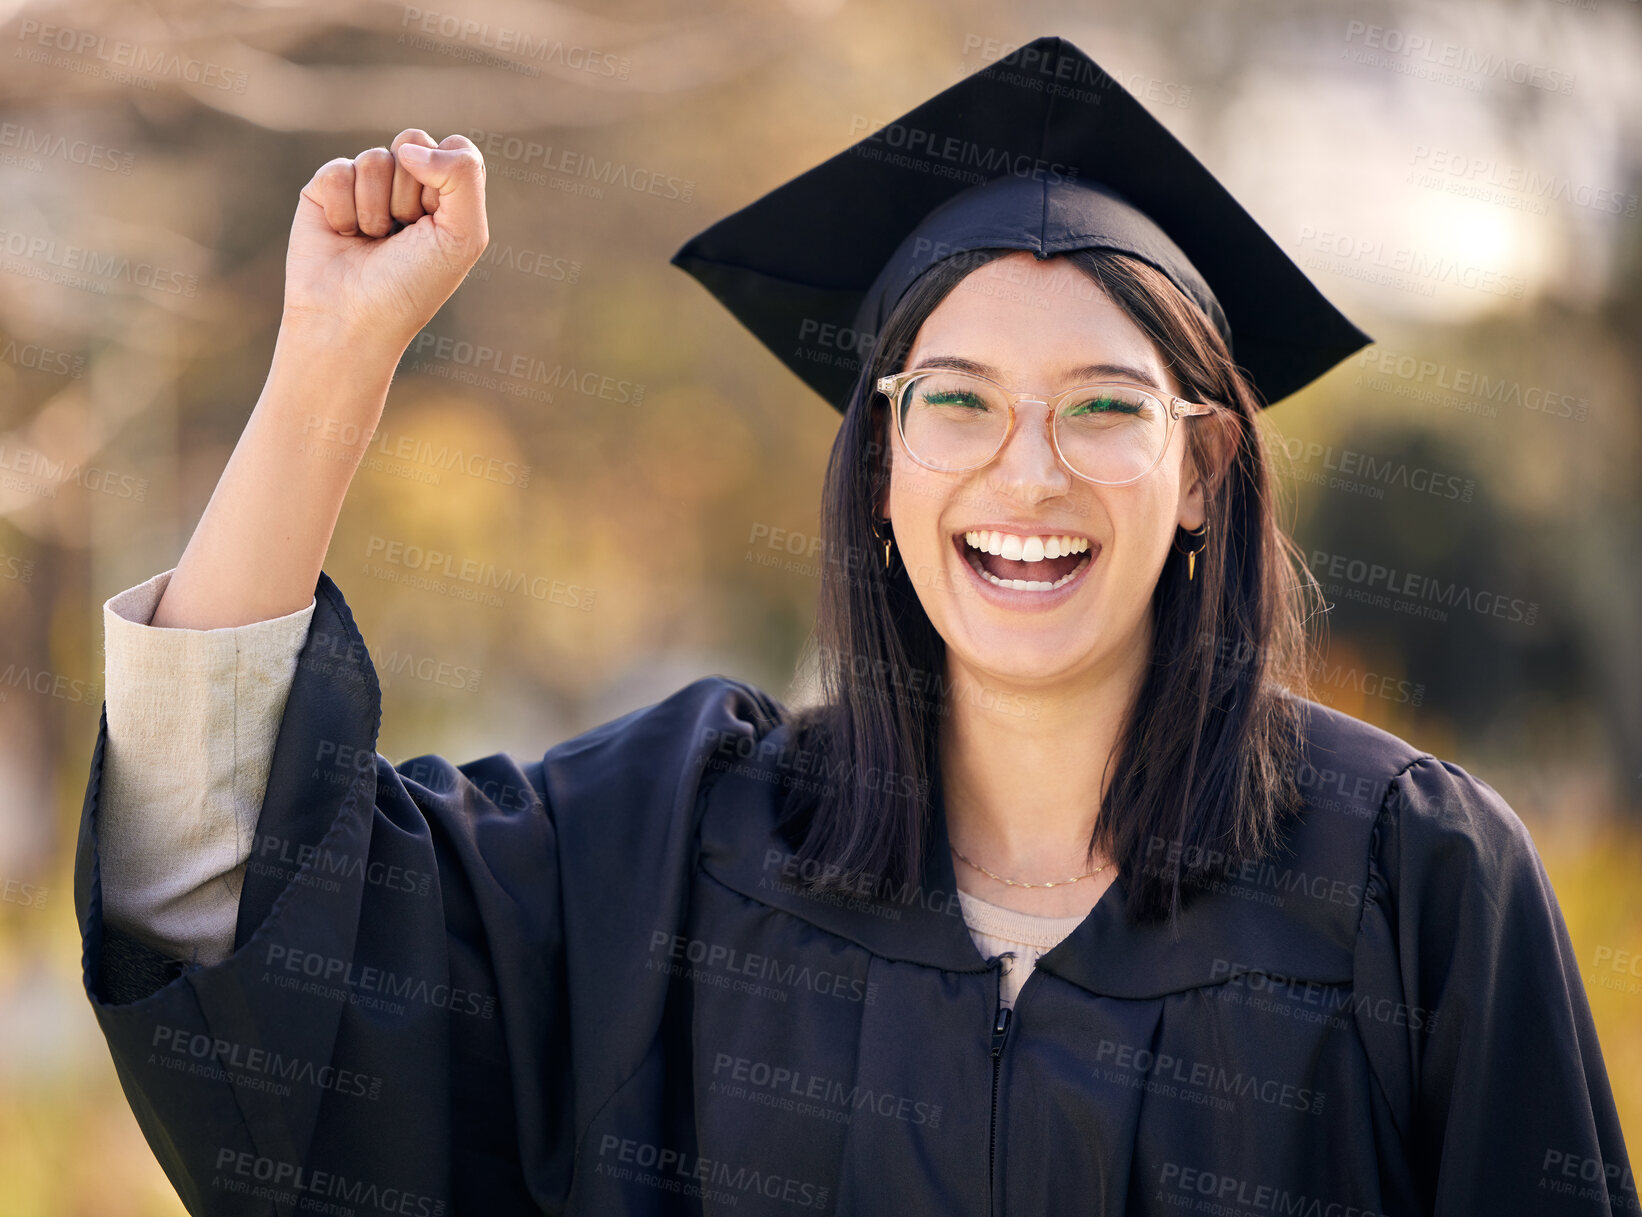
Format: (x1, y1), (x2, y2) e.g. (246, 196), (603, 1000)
(282, 129), (489, 353)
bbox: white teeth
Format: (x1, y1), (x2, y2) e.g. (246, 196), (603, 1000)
(970, 553), (1091, 592)
(958, 530), (1095, 593)
(962, 531), (1090, 562)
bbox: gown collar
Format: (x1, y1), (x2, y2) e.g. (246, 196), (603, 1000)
(697, 698), (1408, 1001)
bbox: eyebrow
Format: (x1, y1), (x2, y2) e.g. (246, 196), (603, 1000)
(906, 354), (1163, 392)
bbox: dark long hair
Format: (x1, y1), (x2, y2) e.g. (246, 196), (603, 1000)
(773, 246), (1319, 928)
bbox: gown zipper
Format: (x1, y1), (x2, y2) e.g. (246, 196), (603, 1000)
(988, 1002), (1013, 1217)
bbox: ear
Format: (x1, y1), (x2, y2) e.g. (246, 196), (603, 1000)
(871, 397), (893, 524)
(1178, 412), (1234, 531)
(1179, 467), (1207, 532)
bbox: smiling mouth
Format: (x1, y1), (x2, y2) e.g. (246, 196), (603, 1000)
(957, 530), (1093, 592)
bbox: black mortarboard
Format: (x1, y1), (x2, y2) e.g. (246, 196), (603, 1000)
(669, 33), (1372, 413)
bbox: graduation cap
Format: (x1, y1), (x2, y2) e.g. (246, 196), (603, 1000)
(669, 33), (1371, 413)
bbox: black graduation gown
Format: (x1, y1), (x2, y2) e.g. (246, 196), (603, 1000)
(75, 571), (1635, 1216)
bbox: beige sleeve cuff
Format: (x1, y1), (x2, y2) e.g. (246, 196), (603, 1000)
(99, 567), (315, 966)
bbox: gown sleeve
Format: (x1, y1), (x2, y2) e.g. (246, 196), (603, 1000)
(1353, 753), (1635, 1215)
(74, 568), (783, 1216)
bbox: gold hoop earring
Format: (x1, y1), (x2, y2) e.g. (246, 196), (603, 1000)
(1173, 522), (1208, 582)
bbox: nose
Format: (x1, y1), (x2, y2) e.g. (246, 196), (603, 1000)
(984, 399), (1073, 500)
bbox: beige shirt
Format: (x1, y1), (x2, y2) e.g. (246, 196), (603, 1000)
(98, 568), (313, 965)
(955, 888), (1090, 1008)
(96, 568), (1088, 991)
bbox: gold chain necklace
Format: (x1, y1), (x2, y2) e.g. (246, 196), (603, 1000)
(949, 843), (1108, 889)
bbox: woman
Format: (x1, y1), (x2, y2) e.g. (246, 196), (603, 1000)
(78, 35), (1632, 1217)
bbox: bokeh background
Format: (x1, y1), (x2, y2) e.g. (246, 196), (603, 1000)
(1, 0), (1639, 1212)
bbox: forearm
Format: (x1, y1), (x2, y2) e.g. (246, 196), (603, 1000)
(152, 321), (403, 630)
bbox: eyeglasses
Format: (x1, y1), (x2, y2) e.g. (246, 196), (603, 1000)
(876, 367), (1223, 487)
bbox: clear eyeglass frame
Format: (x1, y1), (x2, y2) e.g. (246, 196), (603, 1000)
(875, 368), (1225, 487)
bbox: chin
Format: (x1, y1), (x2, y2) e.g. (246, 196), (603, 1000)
(945, 621), (1102, 686)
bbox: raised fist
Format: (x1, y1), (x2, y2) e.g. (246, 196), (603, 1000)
(281, 129), (489, 352)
